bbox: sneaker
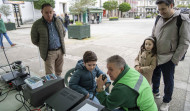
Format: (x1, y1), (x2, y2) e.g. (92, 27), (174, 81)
(154, 92), (161, 99)
(11, 44), (16, 47)
(160, 102), (169, 111)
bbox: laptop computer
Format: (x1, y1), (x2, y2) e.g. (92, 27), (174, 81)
(71, 99), (105, 111)
(45, 87), (85, 111)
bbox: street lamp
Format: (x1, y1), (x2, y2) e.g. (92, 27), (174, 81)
(100, 0), (101, 7)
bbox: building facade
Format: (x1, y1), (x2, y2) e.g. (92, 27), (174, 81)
(136, 0), (157, 18)
(0, 0), (70, 25)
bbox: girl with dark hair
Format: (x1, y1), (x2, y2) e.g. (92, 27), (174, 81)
(134, 37), (157, 84)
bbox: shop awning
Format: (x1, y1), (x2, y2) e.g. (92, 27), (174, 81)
(89, 10), (103, 13)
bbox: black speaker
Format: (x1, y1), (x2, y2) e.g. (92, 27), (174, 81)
(22, 77), (65, 107)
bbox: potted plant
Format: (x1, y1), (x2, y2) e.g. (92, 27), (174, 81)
(68, 21), (90, 40)
(134, 15), (140, 19)
(68, 0), (95, 40)
(0, 4), (16, 31)
(146, 15), (152, 18)
(109, 17), (119, 21)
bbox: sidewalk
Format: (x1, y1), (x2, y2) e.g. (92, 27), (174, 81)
(16, 23), (33, 29)
(0, 19), (189, 111)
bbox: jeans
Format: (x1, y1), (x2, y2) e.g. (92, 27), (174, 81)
(88, 92), (100, 104)
(0, 33), (13, 47)
(152, 60), (175, 103)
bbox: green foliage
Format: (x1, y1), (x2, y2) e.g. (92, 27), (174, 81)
(119, 3), (131, 12)
(0, 5), (12, 19)
(177, 4), (187, 8)
(109, 17), (118, 20)
(34, 0), (55, 10)
(146, 15), (151, 18)
(75, 21), (83, 26)
(103, 0), (118, 11)
(134, 16), (140, 19)
(69, 0), (96, 15)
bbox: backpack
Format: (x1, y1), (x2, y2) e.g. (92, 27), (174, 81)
(154, 8), (190, 45)
(154, 9), (190, 37)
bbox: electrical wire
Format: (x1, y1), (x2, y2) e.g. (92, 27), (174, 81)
(2, 45), (29, 111)
(0, 88), (13, 102)
(0, 67), (7, 73)
(30, 104), (46, 111)
(0, 84), (7, 88)
(15, 93), (31, 111)
(0, 88), (16, 96)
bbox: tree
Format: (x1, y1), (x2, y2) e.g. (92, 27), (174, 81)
(0, 5), (12, 22)
(34, 0), (55, 10)
(69, 0), (96, 22)
(103, 0), (118, 17)
(112, 0), (118, 17)
(119, 3), (131, 18)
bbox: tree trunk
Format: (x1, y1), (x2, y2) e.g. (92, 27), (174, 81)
(115, 9), (117, 17)
(78, 14), (80, 22)
(6, 16), (8, 22)
(109, 10), (111, 18)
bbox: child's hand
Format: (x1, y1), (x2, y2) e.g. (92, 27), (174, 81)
(135, 65), (140, 71)
(139, 68), (143, 73)
(86, 93), (89, 99)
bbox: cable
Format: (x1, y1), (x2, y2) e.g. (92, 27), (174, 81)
(15, 93), (31, 111)
(0, 67), (7, 73)
(0, 84), (7, 88)
(0, 88), (16, 96)
(30, 104), (46, 111)
(0, 88), (12, 102)
(2, 45), (29, 111)
(31, 109), (41, 111)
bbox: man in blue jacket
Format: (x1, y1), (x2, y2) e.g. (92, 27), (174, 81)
(69, 51), (111, 104)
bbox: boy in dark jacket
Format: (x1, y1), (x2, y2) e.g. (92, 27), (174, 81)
(69, 51), (111, 104)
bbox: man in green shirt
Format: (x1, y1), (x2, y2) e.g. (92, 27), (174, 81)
(0, 13), (16, 49)
(96, 55), (158, 111)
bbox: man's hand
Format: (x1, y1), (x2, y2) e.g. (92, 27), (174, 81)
(135, 65), (140, 71)
(85, 93), (89, 99)
(96, 75), (107, 89)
